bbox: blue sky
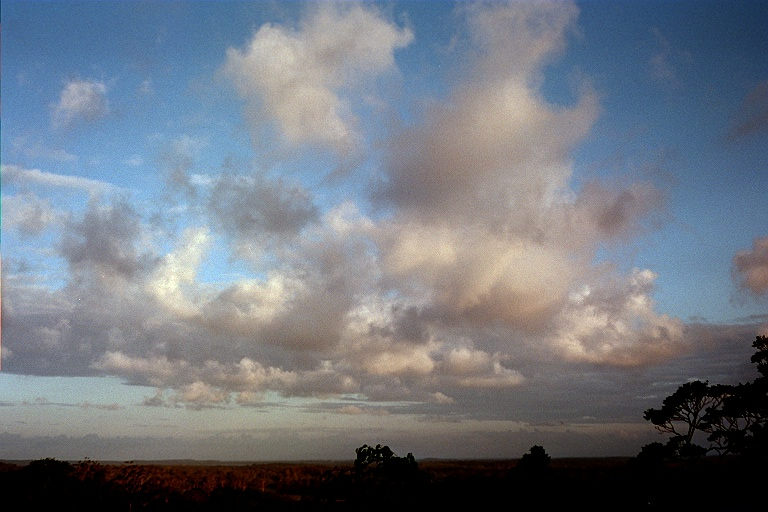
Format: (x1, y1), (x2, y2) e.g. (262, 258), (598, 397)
(1, 0), (767, 461)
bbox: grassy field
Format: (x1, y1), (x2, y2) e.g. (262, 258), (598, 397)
(0, 455), (763, 510)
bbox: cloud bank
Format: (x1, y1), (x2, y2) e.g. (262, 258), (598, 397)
(3, 1), (748, 422)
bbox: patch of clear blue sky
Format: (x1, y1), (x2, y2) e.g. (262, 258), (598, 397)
(559, 0), (768, 323)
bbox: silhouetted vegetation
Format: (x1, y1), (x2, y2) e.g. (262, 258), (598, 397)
(642, 335), (768, 458)
(1, 452), (765, 510)
(353, 443), (418, 475)
(517, 445), (551, 473)
(347, 444), (423, 507)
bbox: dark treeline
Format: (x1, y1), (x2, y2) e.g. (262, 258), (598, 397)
(0, 453), (764, 511)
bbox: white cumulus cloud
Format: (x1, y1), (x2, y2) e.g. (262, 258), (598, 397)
(224, 3), (412, 154)
(52, 79), (109, 128)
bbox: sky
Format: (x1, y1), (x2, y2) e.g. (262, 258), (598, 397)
(1, 0), (767, 461)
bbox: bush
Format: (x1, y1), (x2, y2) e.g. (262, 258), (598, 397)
(518, 445), (551, 472)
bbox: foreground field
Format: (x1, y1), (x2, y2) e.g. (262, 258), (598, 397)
(0, 456), (763, 511)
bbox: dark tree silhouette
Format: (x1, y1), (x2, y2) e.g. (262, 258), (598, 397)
(518, 445), (551, 472)
(642, 335), (768, 457)
(354, 444), (418, 474)
(702, 383), (760, 454)
(703, 336), (768, 455)
(643, 380), (719, 456)
(636, 441), (673, 464)
(751, 335), (768, 377)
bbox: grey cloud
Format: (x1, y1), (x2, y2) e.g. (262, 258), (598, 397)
(14, 399), (123, 411)
(142, 390), (170, 408)
(209, 173), (318, 242)
(59, 200), (148, 280)
(1, 200), (371, 395)
(0, 202), (361, 395)
(375, 86), (598, 224)
(160, 135), (209, 201)
(648, 28), (679, 86)
(574, 181), (666, 241)
(374, 1), (595, 223)
(367, 305), (432, 345)
(733, 236), (768, 295)
(728, 80), (768, 139)
(2, 199), (170, 376)
(199, 210), (376, 354)
(2, 193), (61, 236)
(2, 275), (165, 377)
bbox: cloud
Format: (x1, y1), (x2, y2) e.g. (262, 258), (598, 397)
(334, 404), (390, 416)
(52, 79), (109, 128)
(124, 155), (144, 167)
(373, 2), (600, 233)
(208, 173), (318, 246)
(95, 352), (187, 387)
(2, 164), (119, 197)
(59, 200), (149, 281)
(1, 193), (62, 236)
(370, 4), (572, 324)
(139, 79), (153, 95)
(197, 205), (378, 352)
(442, 348), (525, 388)
(224, 2), (412, 154)
(146, 227), (209, 316)
(142, 389), (170, 407)
(359, 343), (436, 377)
(572, 181), (666, 241)
(160, 135), (209, 198)
(648, 28), (679, 86)
(463, 0), (579, 81)
(10, 137), (77, 162)
(0, 1), (722, 416)
(94, 351), (361, 402)
(369, 0), (680, 370)
(554, 269), (686, 366)
(728, 80), (768, 139)
(78, 401), (123, 411)
(733, 237), (768, 295)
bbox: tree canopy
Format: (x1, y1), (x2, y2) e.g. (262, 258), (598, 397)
(353, 444), (418, 475)
(642, 335), (768, 457)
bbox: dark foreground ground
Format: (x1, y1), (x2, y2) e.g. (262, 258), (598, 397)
(0, 456), (764, 511)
